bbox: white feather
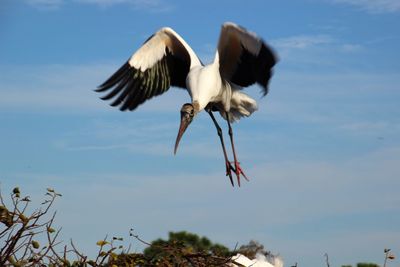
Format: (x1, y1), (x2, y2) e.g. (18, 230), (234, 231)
(221, 90), (258, 122)
(129, 30), (168, 71)
(187, 63), (222, 111)
(129, 27), (201, 71)
(230, 253), (277, 267)
(129, 31), (167, 71)
(163, 27), (202, 69)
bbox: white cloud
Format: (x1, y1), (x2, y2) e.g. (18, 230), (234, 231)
(51, 113), (227, 158)
(329, 0), (400, 13)
(340, 43), (363, 52)
(75, 0), (130, 4)
(24, 0), (63, 9)
(3, 144), (400, 263)
(271, 34), (365, 62)
(338, 121), (400, 136)
(75, 0), (172, 11)
(270, 34), (366, 66)
(272, 34), (333, 50)
(0, 64), (109, 112)
(206, 145), (400, 263)
(2, 62), (400, 148)
(0, 63), (188, 113)
(255, 69), (400, 131)
(24, 0), (173, 12)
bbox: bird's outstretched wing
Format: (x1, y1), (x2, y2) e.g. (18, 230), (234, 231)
(96, 27), (202, 111)
(217, 22), (277, 96)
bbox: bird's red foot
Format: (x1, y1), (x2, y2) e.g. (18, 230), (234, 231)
(225, 161), (235, 186)
(233, 161), (249, 187)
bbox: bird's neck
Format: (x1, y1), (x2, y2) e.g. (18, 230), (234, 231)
(213, 50), (220, 68)
(192, 101), (200, 114)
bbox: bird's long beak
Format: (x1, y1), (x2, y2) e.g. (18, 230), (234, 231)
(174, 114), (192, 155)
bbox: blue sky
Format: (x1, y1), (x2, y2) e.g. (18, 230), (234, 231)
(1, 0), (399, 266)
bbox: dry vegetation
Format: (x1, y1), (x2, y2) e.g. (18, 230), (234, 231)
(0, 187), (395, 267)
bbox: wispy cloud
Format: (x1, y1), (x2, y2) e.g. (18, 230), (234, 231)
(247, 146), (400, 222)
(74, 0), (173, 12)
(272, 34), (333, 50)
(329, 0), (400, 13)
(0, 64), (109, 112)
(24, 0), (173, 12)
(2, 62), (399, 139)
(272, 34), (364, 56)
(340, 43), (363, 52)
(270, 34), (366, 66)
(0, 63), (187, 113)
(24, 0), (63, 9)
(3, 144), (399, 262)
(52, 115), (224, 158)
(338, 121), (400, 136)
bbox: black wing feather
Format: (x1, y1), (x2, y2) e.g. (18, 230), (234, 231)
(109, 72), (134, 107)
(230, 42), (277, 95)
(96, 62), (130, 92)
(100, 71), (131, 100)
(96, 47), (190, 111)
(119, 75), (138, 110)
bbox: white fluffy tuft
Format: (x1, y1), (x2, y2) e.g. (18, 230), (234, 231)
(221, 90), (258, 122)
(230, 253), (284, 267)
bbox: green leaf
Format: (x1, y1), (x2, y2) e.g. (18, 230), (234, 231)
(32, 240), (40, 249)
(13, 187), (20, 195)
(96, 240), (108, 246)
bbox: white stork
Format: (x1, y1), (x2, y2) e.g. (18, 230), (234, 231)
(96, 22), (277, 187)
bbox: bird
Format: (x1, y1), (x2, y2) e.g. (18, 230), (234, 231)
(96, 22), (277, 187)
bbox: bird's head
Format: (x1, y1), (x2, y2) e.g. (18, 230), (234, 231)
(174, 103), (196, 154)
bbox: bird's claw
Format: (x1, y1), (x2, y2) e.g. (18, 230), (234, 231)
(225, 161), (249, 187)
(232, 161), (249, 187)
(225, 161), (235, 186)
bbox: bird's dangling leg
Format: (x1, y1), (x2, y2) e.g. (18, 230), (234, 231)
(226, 112), (249, 187)
(207, 109), (235, 186)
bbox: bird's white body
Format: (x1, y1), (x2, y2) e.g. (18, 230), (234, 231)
(230, 253), (283, 267)
(186, 59), (258, 121)
(186, 60), (224, 110)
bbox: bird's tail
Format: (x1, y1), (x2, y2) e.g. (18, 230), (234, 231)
(220, 90), (258, 122)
